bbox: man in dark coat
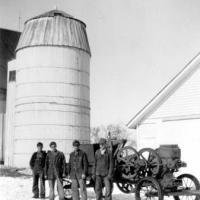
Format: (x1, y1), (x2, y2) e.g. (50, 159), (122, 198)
(29, 142), (46, 199)
(69, 140), (88, 200)
(45, 141), (66, 200)
(93, 138), (114, 200)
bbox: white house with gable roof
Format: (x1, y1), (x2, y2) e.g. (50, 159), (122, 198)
(127, 53), (200, 179)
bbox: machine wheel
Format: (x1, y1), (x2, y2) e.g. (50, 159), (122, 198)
(117, 146), (139, 163)
(136, 177), (163, 200)
(174, 174), (200, 200)
(63, 178), (72, 200)
(116, 181), (135, 193)
(138, 148), (161, 177)
(116, 146), (140, 179)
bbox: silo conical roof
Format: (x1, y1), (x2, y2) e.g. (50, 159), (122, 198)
(27, 9), (74, 21)
(16, 10), (91, 55)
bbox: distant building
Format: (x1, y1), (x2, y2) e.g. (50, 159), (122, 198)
(0, 28), (20, 164)
(127, 53), (200, 179)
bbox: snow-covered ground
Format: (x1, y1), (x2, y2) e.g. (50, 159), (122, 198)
(0, 167), (134, 200)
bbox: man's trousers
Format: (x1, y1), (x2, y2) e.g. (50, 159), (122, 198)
(95, 176), (112, 200)
(71, 178), (87, 200)
(32, 171), (45, 198)
(48, 178), (65, 200)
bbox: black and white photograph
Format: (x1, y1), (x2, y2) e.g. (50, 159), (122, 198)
(0, 0), (200, 200)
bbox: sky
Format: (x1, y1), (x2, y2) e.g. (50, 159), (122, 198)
(1, 0), (200, 127)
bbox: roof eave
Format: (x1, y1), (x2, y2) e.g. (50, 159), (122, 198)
(127, 52), (200, 129)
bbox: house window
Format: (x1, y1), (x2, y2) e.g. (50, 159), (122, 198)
(9, 70), (16, 82)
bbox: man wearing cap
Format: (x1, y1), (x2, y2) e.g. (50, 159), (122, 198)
(69, 140), (88, 200)
(45, 141), (66, 200)
(93, 138), (114, 200)
(30, 142), (47, 199)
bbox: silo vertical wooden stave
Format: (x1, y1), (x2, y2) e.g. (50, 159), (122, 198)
(14, 10), (91, 167)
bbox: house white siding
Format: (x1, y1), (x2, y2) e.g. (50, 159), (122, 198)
(150, 65), (200, 119)
(137, 122), (158, 149)
(137, 118), (200, 179)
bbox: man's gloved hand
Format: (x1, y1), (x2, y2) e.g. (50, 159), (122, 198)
(44, 175), (47, 180)
(82, 174), (86, 179)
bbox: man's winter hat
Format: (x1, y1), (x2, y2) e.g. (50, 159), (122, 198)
(99, 138), (107, 145)
(73, 140), (80, 147)
(49, 141), (57, 147)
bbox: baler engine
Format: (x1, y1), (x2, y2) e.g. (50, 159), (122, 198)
(157, 145), (186, 173)
(156, 145), (186, 189)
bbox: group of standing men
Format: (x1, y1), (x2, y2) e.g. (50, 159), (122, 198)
(29, 138), (113, 200)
